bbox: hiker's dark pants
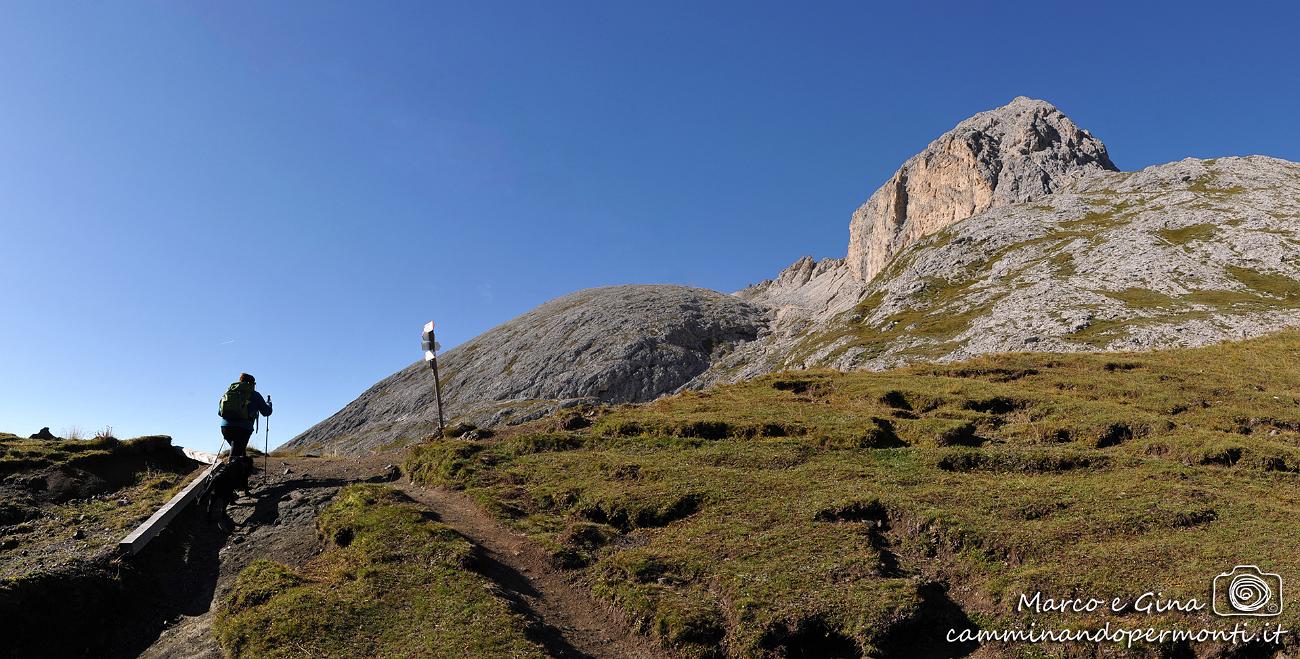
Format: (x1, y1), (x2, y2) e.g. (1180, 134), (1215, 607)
(221, 426), (253, 459)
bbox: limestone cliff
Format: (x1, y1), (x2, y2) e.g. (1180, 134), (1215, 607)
(846, 96), (1116, 282)
(706, 156), (1300, 380)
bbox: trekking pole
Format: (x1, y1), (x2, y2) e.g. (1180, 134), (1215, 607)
(264, 395), (271, 485)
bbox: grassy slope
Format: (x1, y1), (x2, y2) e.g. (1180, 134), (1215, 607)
(214, 484), (546, 658)
(0, 434), (198, 578)
(0, 433), (173, 475)
(406, 331), (1300, 657)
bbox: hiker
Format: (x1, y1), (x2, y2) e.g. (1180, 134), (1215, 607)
(218, 373), (273, 460)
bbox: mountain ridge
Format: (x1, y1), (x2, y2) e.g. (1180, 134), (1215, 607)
(286, 98), (1300, 456)
(706, 154), (1300, 383)
(286, 285), (766, 454)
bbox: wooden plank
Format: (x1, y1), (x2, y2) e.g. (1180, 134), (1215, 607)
(118, 461), (220, 555)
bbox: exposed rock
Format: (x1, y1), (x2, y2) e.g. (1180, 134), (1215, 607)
(698, 97), (1118, 387)
(285, 285), (766, 455)
(739, 256), (864, 325)
(846, 96), (1116, 282)
(697, 257), (868, 387)
(28, 427), (55, 440)
(722, 156), (1300, 374)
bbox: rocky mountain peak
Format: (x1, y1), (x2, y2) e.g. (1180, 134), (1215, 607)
(285, 285), (767, 455)
(846, 96), (1117, 282)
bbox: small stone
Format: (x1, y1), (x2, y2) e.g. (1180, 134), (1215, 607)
(117, 498), (130, 507)
(72, 528), (85, 540)
(283, 467), (292, 475)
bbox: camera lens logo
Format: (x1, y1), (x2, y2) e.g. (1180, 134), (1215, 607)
(1213, 565), (1283, 617)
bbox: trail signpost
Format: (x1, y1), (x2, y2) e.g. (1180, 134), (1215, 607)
(422, 320), (446, 437)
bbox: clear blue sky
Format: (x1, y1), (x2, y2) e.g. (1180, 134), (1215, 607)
(2, 1), (1297, 452)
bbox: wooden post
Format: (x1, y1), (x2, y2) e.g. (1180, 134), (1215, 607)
(422, 320), (446, 436)
(431, 355), (446, 436)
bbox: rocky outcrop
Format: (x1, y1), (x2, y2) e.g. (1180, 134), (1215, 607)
(846, 96), (1116, 282)
(284, 285), (766, 455)
(694, 96), (1122, 387)
(738, 257), (862, 324)
(688, 257), (866, 388)
(735, 156), (1300, 373)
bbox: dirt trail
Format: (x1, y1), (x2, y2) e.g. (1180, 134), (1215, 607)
(135, 454), (392, 659)
(397, 482), (666, 659)
(132, 455), (663, 659)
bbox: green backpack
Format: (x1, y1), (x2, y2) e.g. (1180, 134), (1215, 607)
(218, 381), (256, 421)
